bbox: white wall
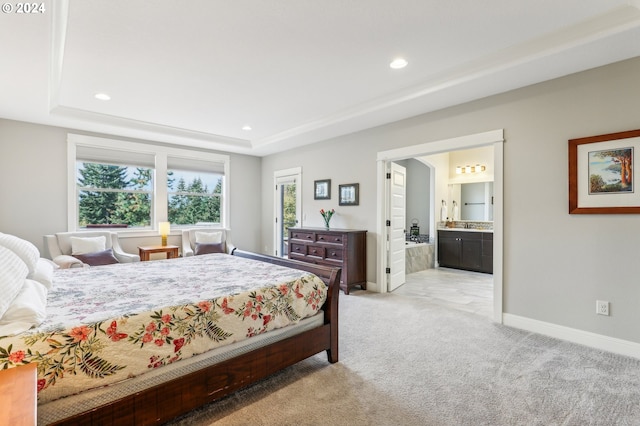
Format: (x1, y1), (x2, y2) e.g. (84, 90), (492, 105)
(0, 120), (263, 254)
(261, 56), (640, 344)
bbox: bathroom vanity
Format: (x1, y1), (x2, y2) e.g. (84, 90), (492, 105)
(437, 228), (493, 274)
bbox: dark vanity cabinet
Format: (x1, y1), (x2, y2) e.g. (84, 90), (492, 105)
(437, 230), (493, 274)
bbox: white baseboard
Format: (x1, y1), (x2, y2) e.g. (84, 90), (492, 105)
(503, 313), (640, 360)
(364, 281), (378, 292)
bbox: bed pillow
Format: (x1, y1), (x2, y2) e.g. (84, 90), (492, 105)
(73, 248), (119, 266)
(0, 246), (29, 320)
(71, 236), (107, 255)
(0, 233), (39, 275)
(0, 279), (47, 336)
(53, 255), (86, 269)
(194, 242), (225, 255)
(29, 258), (56, 290)
(195, 231), (222, 244)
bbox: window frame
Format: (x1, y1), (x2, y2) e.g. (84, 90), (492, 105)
(68, 134), (230, 236)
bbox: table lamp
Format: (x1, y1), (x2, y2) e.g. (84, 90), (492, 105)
(159, 222), (170, 246)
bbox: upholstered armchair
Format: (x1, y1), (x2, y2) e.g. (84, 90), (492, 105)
(181, 228), (235, 257)
(44, 231), (140, 268)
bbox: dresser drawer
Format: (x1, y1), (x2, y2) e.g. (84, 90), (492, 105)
(325, 247), (343, 261)
(316, 233), (344, 244)
(307, 245), (325, 258)
(289, 243), (307, 256)
(290, 231), (314, 241)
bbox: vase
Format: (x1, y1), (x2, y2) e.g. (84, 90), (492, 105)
(323, 218), (331, 229)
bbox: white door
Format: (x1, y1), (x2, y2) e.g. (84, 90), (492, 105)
(274, 168), (301, 258)
(388, 162), (406, 291)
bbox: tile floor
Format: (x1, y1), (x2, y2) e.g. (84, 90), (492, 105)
(391, 267), (493, 318)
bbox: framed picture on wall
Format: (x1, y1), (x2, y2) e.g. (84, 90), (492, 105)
(569, 128), (640, 214)
(339, 183), (359, 206)
(314, 179), (331, 200)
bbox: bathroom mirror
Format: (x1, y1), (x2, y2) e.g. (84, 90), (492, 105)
(450, 182), (494, 221)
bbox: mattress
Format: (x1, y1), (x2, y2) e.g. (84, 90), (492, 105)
(0, 254), (327, 405)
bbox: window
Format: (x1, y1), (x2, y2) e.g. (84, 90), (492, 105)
(167, 156), (224, 225)
(68, 134), (230, 232)
(77, 162), (153, 228)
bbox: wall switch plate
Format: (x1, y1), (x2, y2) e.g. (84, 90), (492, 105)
(596, 300), (609, 316)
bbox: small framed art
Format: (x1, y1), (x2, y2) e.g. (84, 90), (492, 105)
(339, 183), (359, 206)
(314, 179), (331, 200)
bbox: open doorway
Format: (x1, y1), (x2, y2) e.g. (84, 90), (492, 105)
(393, 154), (494, 319)
(376, 130), (504, 323)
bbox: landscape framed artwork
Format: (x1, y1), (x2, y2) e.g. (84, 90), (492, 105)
(339, 183), (359, 206)
(314, 179), (331, 200)
(569, 129), (640, 214)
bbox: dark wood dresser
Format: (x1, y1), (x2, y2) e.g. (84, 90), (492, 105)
(288, 227), (367, 294)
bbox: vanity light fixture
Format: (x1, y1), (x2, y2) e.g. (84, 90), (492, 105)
(242, 125), (252, 131)
(455, 164), (486, 174)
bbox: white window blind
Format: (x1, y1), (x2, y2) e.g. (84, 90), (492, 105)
(167, 156), (225, 174)
(76, 145), (155, 168)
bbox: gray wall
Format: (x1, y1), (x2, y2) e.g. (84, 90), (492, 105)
(0, 119), (262, 254)
(395, 159), (431, 237)
(261, 57), (640, 344)
(405, 159), (431, 237)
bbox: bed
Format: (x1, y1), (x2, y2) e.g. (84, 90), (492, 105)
(0, 238), (340, 425)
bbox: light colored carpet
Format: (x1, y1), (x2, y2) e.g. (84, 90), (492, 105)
(167, 291), (640, 425)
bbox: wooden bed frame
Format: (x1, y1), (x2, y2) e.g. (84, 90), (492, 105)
(48, 250), (341, 425)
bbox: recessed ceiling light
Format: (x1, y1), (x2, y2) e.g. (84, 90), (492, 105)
(242, 125), (252, 131)
(390, 58), (408, 69)
(94, 93), (111, 101)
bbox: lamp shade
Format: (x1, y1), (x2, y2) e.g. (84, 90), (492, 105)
(159, 222), (171, 236)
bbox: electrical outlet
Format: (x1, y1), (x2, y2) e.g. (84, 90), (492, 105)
(596, 300), (609, 316)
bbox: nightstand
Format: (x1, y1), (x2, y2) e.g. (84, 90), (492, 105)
(138, 245), (179, 261)
(0, 363), (37, 425)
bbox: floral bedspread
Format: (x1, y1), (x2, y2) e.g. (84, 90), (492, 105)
(0, 254), (327, 404)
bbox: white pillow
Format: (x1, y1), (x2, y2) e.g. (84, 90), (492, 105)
(0, 279), (47, 336)
(0, 233), (39, 275)
(53, 255), (86, 269)
(71, 236), (106, 255)
(195, 231), (222, 244)
(29, 258), (55, 290)
(0, 246), (29, 320)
